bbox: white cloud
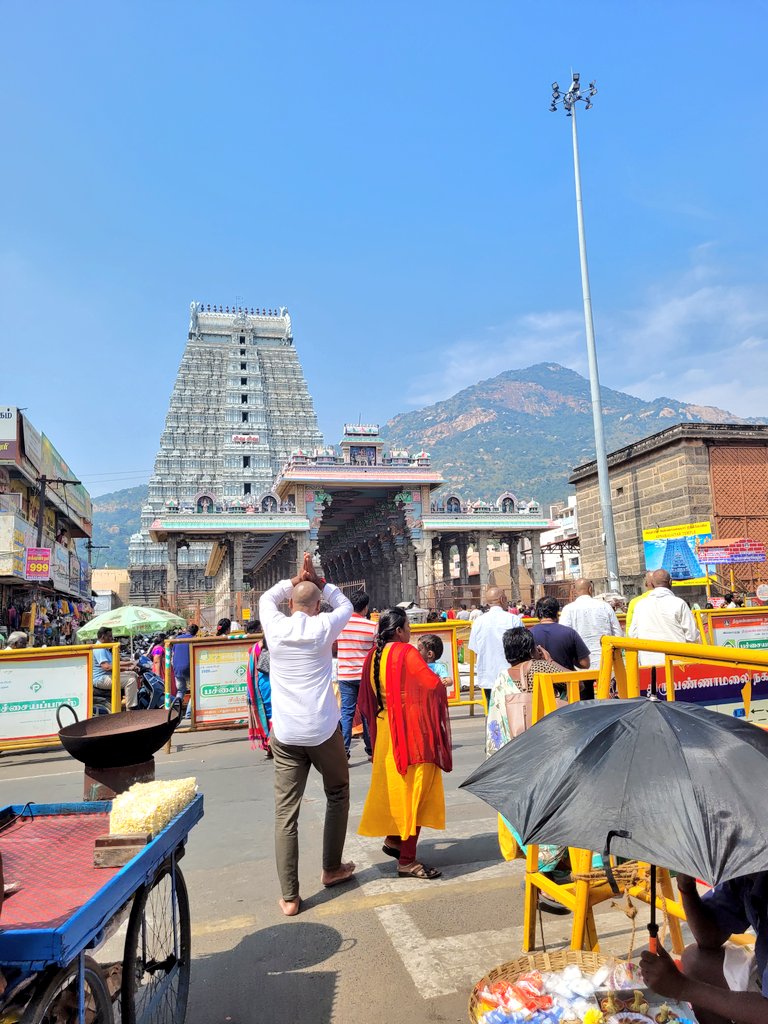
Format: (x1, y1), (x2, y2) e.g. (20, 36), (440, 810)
(407, 253), (768, 418)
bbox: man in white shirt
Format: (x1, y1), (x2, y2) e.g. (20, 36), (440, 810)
(628, 569), (700, 665)
(259, 553), (354, 917)
(467, 587), (522, 709)
(559, 579), (623, 689)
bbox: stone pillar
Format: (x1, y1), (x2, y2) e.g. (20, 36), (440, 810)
(507, 534), (520, 602)
(232, 535), (244, 604)
(413, 538), (432, 601)
(530, 531), (544, 602)
(294, 532), (310, 574)
(477, 532), (489, 596)
(440, 540), (452, 583)
(457, 535), (469, 587)
(166, 536), (178, 612)
(370, 540), (385, 602)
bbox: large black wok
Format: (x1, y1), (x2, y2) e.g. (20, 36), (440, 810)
(56, 703), (182, 769)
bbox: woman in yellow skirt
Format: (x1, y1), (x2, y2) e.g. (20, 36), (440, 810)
(357, 608), (453, 879)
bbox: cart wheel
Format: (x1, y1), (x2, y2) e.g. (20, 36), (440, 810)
(121, 861), (191, 1024)
(21, 955), (114, 1023)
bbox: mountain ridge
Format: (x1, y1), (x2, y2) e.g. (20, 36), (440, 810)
(90, 364), (765, 564)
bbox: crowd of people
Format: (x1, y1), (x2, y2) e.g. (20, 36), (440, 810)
(249, 561), (765, 1024)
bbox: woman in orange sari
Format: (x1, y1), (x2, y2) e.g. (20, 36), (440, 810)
(357, 608), (452, 879)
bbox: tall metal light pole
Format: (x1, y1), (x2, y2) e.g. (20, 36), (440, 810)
(550, 74), (621, 593)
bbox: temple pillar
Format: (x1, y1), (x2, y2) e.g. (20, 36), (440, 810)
(166, 536), (178, 612)
(457, 535), (469, 587)
(232, 535), (244, 603)
(440, 540), (452, 583)
(294, 532), (310, 574)
(507, 534), (520, 602)
(413, 538), (432, 601)
(477, 532), (490, 596)
(530, 531), (544, 602)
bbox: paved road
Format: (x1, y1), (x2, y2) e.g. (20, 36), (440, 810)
(0, 712), (641, 1024)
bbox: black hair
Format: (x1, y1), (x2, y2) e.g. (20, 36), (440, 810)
(97, 626), (111, 641)
(216, 618), (231, 636)
(246, 618), (262, 634)
(536, 596), (560, 620)
(724, 592), (735, 603)
(189, 624), (200, 636)
(426, 610), (441, 623)
(351, 590), (370, 614)
(373, 607), (407, 715)
(418, 633), (444, 660)
(502, 626), (536, 667)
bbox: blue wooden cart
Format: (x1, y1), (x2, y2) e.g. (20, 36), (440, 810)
(0, 794), (204, 1023)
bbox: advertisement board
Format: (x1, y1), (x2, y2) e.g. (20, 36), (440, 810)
(191, 640), (251, 727)
(696, 539), (767, 565)
(25, 547), (52, 581)
(642, 521), (712, 584)
(20, 415), (42, 471)
(709, 611), (768, 651)
(40, 435), (92, 527)
(0, 653), (91, 744)
(0, 408), (18, 464)
(52, 544), (70, 592)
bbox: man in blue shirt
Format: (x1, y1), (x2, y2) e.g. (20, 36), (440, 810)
(641, 872), (768, 1024)
(92, 626), (139, 709)
(171, 624), (199, 718)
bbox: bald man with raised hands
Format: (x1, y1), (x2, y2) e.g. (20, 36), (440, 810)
(259, 553), (355, 916)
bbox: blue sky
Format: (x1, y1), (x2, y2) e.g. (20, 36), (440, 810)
(3, 1), (768, 496)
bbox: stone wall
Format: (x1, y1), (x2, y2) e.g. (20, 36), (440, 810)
(574, 438), (714, 593)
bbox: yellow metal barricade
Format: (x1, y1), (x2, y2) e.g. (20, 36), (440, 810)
(522, 667), (685, 954)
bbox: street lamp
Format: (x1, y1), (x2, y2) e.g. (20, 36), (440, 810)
(550, 74), (621, 593)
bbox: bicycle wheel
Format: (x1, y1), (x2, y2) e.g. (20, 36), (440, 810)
(121, 862), (191, 1024)
(22, 955), (114, 1023)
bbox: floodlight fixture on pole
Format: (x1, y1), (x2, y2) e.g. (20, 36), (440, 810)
(550, 73), (621, 593)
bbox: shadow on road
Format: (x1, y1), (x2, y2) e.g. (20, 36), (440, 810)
(189, 921), (347, 1024)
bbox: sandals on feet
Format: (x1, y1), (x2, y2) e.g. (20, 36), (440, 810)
(397, 862), (442, 880)
(382, 844), (401, 859)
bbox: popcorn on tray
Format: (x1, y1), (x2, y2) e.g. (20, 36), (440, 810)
(109, 778), (198, 836)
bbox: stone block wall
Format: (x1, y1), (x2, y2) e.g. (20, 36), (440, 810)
(574, 438), (714, 593)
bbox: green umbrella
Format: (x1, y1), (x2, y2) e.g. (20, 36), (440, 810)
(77, 605), (187, 641)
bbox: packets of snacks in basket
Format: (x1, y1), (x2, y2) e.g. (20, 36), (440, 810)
(109, 778), (197, 836)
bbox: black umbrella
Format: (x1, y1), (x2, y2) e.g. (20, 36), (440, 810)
(461, 688), (768, 948)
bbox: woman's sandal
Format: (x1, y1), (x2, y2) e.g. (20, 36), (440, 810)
(382, 844), (401, 859)
(397, 861), (442, 880)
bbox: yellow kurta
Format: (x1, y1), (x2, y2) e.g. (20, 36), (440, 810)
(357, 645), (446, 840)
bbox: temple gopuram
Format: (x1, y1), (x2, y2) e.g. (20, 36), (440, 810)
(131, 303), (553, 620)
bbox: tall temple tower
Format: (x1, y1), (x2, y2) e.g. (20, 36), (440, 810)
(129, 302), (323, 600)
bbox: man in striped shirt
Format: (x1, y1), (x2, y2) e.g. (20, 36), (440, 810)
(337, 591), (377, 760)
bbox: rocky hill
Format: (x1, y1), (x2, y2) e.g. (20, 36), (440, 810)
(384, 363), (763, 509)
(90, 485), (147, 568)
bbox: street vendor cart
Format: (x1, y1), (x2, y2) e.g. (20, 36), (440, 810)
(0, 794), (203, 1024)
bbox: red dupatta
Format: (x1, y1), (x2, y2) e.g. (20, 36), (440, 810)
(358, 641), (453, 776)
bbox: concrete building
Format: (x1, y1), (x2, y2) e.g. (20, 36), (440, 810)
(0, 407), (93, 641)
(129, 303), (323, 604)
(570, 423), (768, 596)
(91, 567), (130, 606)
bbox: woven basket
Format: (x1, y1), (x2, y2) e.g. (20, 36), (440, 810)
(468, 950), (611, 1023)
(571, 861), (641, 885)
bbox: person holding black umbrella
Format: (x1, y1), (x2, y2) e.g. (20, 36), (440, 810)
(640, 873), (768, 1024)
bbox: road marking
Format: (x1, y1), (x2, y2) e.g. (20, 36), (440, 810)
(0, 768), (81, 782)
(374, 904), (456, 999)
(192, 914), (259, 936)
(314, 870), (515, 917)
